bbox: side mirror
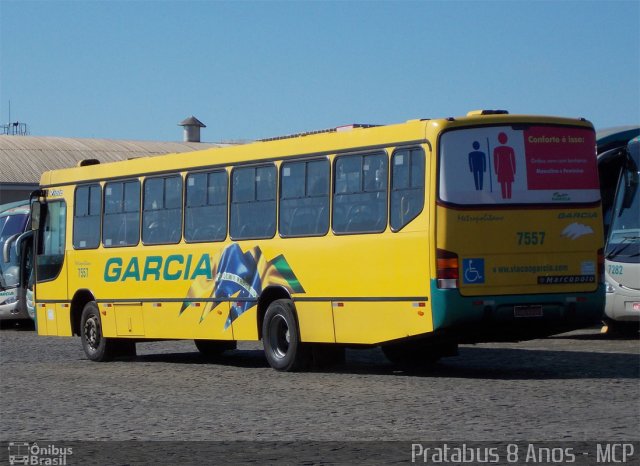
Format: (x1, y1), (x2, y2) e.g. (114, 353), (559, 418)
(31, 202), (41, 231)
(2, 233), (20, 263)
(15, 230), (34, 253)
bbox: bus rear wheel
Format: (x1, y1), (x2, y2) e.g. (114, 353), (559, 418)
(262, 299), (311, 371)
(80, 302), (135, 361)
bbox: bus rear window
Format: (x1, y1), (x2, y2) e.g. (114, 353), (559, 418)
(439, 125), (600, 205)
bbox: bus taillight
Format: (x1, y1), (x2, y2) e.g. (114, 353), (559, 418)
(437, 249), (459, 289)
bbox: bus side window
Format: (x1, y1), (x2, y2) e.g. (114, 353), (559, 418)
(333, 153), (387, 234)
(123, 181), (141, 246)
(143, 175), (183, 245)
(103, 180), (140, 247)
(73, 184), (101, 249)
(103, 182), (122, 247)
(390, 148), (425, 231)
(280, 159), (329, 237)
(231, 165), (276, 240)
(185, 170), (228, 242)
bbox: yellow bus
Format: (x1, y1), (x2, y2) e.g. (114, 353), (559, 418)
(24, 110), (605, 371)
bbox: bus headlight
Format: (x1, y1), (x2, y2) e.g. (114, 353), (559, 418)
(605, 280), (616, 294)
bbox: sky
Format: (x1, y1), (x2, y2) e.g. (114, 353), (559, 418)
(1, 0), (638, 143)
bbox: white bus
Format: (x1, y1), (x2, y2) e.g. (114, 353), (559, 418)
(601, 136), (640, 334)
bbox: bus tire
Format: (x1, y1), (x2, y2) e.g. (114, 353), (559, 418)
(262, 299), (311, 371)
(194, 339), (237, 358)
(80, 301), (118, 362)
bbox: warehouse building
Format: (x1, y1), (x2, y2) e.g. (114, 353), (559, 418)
(0, 117), (231, 203)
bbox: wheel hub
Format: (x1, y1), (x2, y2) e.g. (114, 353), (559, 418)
(84, 316), (100, 350)
(269, 314), (290, 359)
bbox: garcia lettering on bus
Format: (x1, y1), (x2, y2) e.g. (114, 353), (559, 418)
(104, 254), (212, 282)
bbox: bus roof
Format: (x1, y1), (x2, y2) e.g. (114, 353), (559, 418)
(39, 113), (594, 188)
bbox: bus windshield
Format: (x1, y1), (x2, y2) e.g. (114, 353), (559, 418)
(0, 213), (28, 244)
(439, 125), (600, 205)
(605, 165), (639, 263)
(0, 212), (28, 289)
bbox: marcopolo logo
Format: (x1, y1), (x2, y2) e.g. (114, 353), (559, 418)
(8, 442), (72, 465)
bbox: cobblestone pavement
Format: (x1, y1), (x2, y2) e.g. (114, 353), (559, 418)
(0, 326), (638, 444)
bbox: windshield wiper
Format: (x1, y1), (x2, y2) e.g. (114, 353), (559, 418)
(606, 235), (640, 259)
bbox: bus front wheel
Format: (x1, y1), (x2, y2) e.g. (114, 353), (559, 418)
(80, 302), (134, 361)
(262, 299), (311, 371)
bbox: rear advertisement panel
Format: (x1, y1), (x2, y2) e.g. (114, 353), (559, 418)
(439, 125), (599, 205)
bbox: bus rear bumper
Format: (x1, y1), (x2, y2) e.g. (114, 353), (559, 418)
(430, 281), (605, 343)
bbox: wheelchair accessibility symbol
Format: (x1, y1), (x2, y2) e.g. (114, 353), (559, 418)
(462, 258), (485, 284)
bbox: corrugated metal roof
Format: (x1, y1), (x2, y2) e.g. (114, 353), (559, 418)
(0, 135), (228, 183)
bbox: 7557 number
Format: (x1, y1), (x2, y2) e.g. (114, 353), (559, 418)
(517, 231), (545, 246)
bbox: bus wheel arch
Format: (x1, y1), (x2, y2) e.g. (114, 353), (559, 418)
(70, 289), (96, 336)
(257, 286), (292, 340)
